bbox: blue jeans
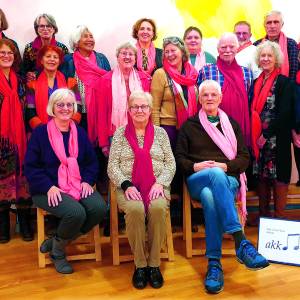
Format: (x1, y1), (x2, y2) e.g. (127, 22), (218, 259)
(187, 167), (242, 259)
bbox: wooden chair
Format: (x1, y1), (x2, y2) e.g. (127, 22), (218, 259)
(109, 182), (175, 265)
(37, 207), (102, 268)
(183, 183), (242, 258)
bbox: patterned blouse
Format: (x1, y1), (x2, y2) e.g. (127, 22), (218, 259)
(108, 125), (176, 189)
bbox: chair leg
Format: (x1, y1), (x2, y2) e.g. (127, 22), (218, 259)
(183, 184), (193, 258)
(166, 209), (175, 261)
(37, 208), (46, 268)
(93, 225), (101, 262)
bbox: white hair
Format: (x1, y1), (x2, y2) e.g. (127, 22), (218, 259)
(217, 32), (239, 48)
(264, 10), (283, 24)
(69, 25), (91, 51)
(47, 88), (77, 117)
(199, 80), (222, 95)
(128, 90), (153, 108)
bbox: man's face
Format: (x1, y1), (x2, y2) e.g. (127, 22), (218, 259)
(234, 24), (251, 45)
(264, 14), (283, 41)
(218, 36), (238, 64)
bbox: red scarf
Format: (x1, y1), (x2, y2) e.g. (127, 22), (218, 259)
(124, 117), (156, 212)
(251, 68), (280, 160)
(217, 57), (250, 145)
(296, 71), (300, 84)
(34, 70), (67, 124)
(237, 41), (252, 53)
(47, 119), (82, 200)
(73, 50), (107, 143)
(32, 36), (56, 50)
(163, 60), (198, 127)
(136, 41), (156, 75)
(0, 69), (27, 174)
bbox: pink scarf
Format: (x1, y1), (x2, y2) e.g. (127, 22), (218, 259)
(32, 36), (56, 50)
(111, 65), (142, 129)
(47, 119), (82, 201)
(217, 57), (251, 146)
(190, 50), (206, 72)
(124, 117), (156, 212)
(199, 108), (247, 225)
(136, 41), (156, 75)
(73, 50), (107, 143)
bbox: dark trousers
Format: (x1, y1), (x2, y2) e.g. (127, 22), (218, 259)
(33, 191), (107, 240)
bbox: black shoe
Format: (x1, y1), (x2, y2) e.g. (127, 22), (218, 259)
(148, 267), (164, 289)
(17, 208), (34, 241)
(132, 267), (148, 289)
(0, 209), (10, 243)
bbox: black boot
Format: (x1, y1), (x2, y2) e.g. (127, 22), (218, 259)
(17, 208), (34, 241)
(50, 236), (73, 274)
(0, 209), (10, 243)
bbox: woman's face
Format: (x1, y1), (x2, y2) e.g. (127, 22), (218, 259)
(53, 94), (75, 121)
(200, 85), (222, 116)
(78, 30), (95, 54)
(37, 17), (55, 40)
(40, 50), (60, 72)
(137, 21), (154, 44)
(184, 30), (202, 54)
(164, 43), (183, 69)
(129, 97), (151, 125)
(259, 46), (276, 73)
(117, 47), (136, 71)
(0, 44), (14, 70)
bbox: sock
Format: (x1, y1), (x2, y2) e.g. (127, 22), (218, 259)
(232, 230), (246, 250)
(208, 258), (220, 265)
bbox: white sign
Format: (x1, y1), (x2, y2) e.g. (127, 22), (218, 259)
(258, 217), (300, 266)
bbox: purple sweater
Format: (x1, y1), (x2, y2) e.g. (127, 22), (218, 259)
(24, 124), (98, 195)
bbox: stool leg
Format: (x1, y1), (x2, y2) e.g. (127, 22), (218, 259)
(37, 208), (46, 268)
(93, 225), (101, 262)
(166, 209), (175, 261)
(110, 183), (120, 265)
(183, 184), (193, 258)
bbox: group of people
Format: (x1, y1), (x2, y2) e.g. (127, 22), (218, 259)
(1, 8), (300, 294)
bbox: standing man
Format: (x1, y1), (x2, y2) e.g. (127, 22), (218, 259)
(234, 21), (261, 79)
(254, 10), (299, 80)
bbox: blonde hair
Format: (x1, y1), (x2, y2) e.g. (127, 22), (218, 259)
(255, 40), (283, 69)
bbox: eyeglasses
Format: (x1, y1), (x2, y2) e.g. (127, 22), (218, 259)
(163, 36), (184, 47)
(119, 51), (135, 57)
(0, 51), (14, 57)
(55, 102), (74, 109)
(129, 105), (150, 112)
(38, 24), (53, 30)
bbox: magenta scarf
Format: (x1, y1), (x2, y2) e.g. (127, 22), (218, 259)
(136, 41), (156, 75)
(32, 36), (56, 50)
(199, 108), (247, 225)
(47, 119), (82, 200)
(124, 117), (156, 212)
(73, 50), (107, 143)
(217, 57), (250, 146)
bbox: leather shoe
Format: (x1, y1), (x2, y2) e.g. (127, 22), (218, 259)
(148, 267), (164, 288)
(132, 267), (147, 289)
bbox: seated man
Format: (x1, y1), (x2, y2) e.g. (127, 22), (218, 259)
(175, 80), (269, 294)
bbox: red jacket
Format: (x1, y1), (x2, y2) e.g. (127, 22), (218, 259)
(98, 70), (151, 147)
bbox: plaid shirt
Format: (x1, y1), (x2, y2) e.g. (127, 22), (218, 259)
(197, 63), (253, 100)
(254, 36), (299, 81)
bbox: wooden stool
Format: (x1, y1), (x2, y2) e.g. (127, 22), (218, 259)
(109, 182), (175, 265)
(183, 183), (242, 258)
(37, 207), (101, 268)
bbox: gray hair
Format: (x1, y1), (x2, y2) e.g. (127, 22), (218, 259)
(34, 13), (58, 35)
(128, 90), (153, 108)
(163, 36), (189, 63)
(47, 88), (77, 117)
(264, 10), (283, 25)
(69, 25), (92, 51)
(116, 42), (137, 57)
(199, 80), (222, 96)
(255, 40), (283, 69)
(217, 32), (239, 48)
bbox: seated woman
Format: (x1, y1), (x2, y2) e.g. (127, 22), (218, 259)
(108, 91), (175, 289)
(183, 26), (216, 72)
(24, 88), (106, 274)
(98, 42), (151, 155)
(26, 45), (80, 130)
(22, 13), (69, 82)
(176, 80), (269, 294)
(0, 38), (33, 242)
(132, 18), (162, 76)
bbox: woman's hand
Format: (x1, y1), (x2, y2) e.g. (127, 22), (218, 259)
(47, 186), (63, 207)
(26, 71), (36, 82)
(257, 134), (266, 149)
(125, 186), (142, 201)
(193, 160), (215, 172)
(81, 182), (94, 198)
(149, 183), (164, 200)
(213, 162), (227, 172)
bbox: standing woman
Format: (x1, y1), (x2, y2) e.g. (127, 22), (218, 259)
(0, 39), (33, 243)
(132, 18), (162, 76)
(98, 42), (151, 155)
(26, 45), (80, 130)
(61, 25), (111, 142)
(252, 41), (299, 219)
(23, 13), (69, 82)
(183, 26), (216, 72)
